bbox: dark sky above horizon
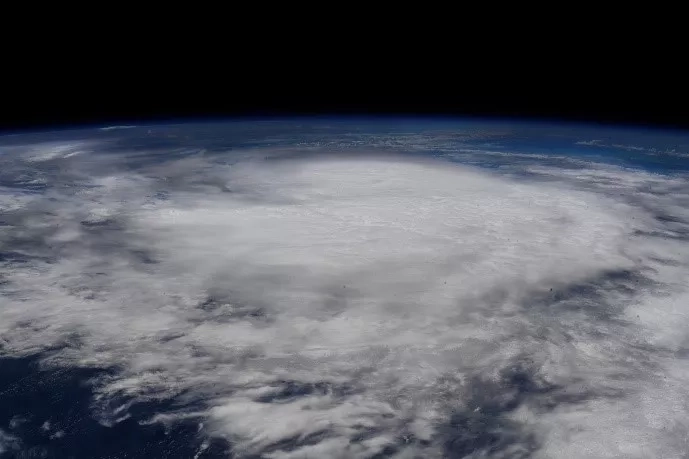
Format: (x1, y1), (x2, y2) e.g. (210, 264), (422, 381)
(4, 45), (686, 133)
(3, 91), (685, 134)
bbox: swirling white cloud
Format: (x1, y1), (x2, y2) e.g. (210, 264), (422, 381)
(1, 138), (689, 458)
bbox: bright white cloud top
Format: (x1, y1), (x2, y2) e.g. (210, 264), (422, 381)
(1, 125), (689, 458)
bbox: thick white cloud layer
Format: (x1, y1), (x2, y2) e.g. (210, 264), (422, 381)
(1, 143), (689, 458)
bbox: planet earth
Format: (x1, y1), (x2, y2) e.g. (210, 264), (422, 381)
(1, 118), (689, 458)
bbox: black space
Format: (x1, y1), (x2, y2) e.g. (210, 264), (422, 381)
(3, 38), (687, 133)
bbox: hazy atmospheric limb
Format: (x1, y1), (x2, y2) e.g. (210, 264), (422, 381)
(1, 138), (689, 458)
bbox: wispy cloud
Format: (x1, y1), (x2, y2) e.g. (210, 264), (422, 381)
(575, 139), (603, 146)
(576, 139), (689, 157)
(0, 429), (19, 454)
(0, 140), (97, 163)
(99, 125), (138, 131)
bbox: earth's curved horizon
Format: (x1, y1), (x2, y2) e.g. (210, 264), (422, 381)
(1, 118), (689, 458)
